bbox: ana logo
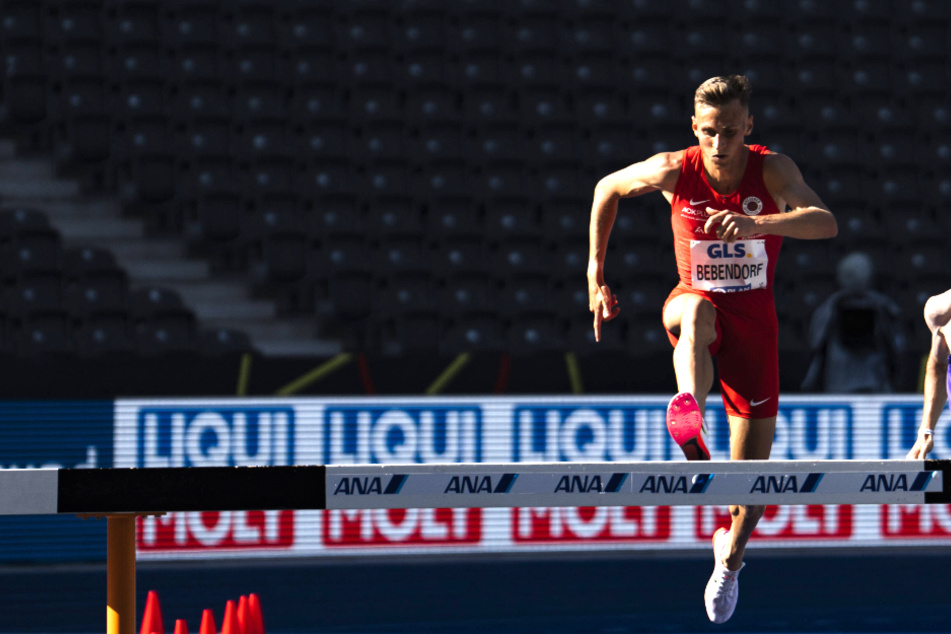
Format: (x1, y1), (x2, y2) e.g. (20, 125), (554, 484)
(741, 196), (763, 216)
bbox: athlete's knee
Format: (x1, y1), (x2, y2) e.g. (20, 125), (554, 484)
(679, 298), (717, 344)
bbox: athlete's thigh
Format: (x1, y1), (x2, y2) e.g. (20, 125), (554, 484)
(728, 415), (776, 460)
(715, 308), (779, 418)
(662, 290), (717, 337)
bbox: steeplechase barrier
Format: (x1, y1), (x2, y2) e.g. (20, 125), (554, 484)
(0, 458), (949, 634)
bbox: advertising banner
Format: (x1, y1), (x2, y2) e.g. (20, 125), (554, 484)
(109, 395), (951, 560)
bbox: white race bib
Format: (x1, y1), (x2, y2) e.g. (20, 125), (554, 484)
(690, 239), (768, 292)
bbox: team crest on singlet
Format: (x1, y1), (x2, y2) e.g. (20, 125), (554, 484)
(741, 196), (763, 216)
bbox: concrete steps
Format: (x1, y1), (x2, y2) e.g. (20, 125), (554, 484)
(0, 145), (338, 356)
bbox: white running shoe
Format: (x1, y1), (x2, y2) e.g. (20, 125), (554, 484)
(704, 528), (744, 624)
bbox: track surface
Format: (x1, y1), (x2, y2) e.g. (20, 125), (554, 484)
(0, 551), (947, 633)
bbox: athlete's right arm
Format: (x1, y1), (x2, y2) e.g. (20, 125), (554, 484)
(587, 152), (681, 342)
(908, 290), (951, 459)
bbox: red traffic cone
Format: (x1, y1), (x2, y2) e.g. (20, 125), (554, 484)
(199, 609), (217, 634)
(248, 594), (265, 634)
(221, 600), (238, 634)
(140, 591), (165, 634)
(237, 596), (249, 634)
(174, 620), (189, 634)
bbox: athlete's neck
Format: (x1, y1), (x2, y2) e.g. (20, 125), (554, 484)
(702, 146), (749, 195)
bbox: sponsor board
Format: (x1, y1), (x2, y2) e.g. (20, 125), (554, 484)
(0, 395), (933, 562)
(0, 401), (113, 563)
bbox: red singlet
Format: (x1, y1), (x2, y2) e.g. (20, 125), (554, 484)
(664, 144), (782, 419)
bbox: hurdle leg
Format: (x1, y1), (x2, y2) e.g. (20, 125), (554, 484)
(106, 515), (136, 634)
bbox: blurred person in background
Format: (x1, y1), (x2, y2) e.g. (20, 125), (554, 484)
(802, 251), (905, 393)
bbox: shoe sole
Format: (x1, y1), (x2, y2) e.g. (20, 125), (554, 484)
(666, 392), (711, 460)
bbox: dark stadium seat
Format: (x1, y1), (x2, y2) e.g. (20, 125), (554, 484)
(426, 197), (482, 239)
(625, 20), (671, 57)
(819, 132), (861, 169)
(292, 82), (346, 121)
(18, 311), (73, 356)
(493, 236), (549, 276)
(435, 236), (488, 276)
(439, 272), (497, 315)
(200, 327), (254, 356)
(400, 52), (452, 87)
(454, 53), (508, 88)
(75, 311), (136, 356)
(484, 197), (538, 240)
(366, 195), (422, 237)
(463, 86), (517, 124)
(15, 271), (65, 317)
(336, 7), (393, 52)
(442, 312), (505, 354)
(315, 229), (367, 271)
(136, 314), (199, 356)
(468, 122), (521, 162)
(363, 161), (413, 198)
(225, 5), (277, 48)
(173, 45), (222, 85)
(501, 273), (553, 316)
(405, 86), (459, 123)
(49, 0), (103, 46)
(482, 162), (528, 198)
(1, 0), (42, 43)
(509, 311), (564, 353)
(166, 2), (219, 46)
(379, 271), (433, 314)
(416, 122), (467, 162)
(565, 16), (616, 53)
(528, 122), (579, 163)
(1, 229), (64, 280)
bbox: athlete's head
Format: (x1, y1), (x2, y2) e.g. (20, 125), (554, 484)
(692, 75), (753, 168)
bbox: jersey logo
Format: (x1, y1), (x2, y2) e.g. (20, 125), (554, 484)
(742, 196), (763, 216)
(689, 198), (709, 206)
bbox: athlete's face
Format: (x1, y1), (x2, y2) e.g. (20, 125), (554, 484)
(692, 99), (753, 168)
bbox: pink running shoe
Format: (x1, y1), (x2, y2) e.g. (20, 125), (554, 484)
(666, 391), (710, 460)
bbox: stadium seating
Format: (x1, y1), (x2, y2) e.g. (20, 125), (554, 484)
(0, 0), (945, 371)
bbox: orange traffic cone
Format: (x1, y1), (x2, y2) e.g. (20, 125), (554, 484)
(237, 596), (249, 634)
(174, 620), (189, 634)
(199, 609), (217, 634)
(248, 594), (265, 634)
(140, 591), (165, 634)
(221, 600), (238, 634)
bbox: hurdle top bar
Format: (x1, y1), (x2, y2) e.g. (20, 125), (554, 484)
(0, 459), (949, 516)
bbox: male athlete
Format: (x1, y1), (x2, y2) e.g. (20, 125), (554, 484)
(586, 75), (837, 623)
(906, 289), (951, 460)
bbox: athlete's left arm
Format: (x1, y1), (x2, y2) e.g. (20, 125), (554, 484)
(759, 153), (837, 239)
(704, 154), (838, 241)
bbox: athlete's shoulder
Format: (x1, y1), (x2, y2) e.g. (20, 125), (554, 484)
(762, 151), (805, 182)
(924, 289), (951, 333)
(646, 148), (688, 172)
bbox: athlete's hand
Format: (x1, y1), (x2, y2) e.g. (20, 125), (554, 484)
(704, 208), (756, 243)
(587, 270), (619, 342)
(906, 429), (935, 460)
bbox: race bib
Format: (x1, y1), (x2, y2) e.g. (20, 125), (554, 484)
(690, 239), (768, 292)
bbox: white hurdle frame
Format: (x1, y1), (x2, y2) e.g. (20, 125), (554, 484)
(0, 458), (947, 634)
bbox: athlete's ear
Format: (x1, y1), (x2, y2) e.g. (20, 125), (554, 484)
(691, 115), (699, 136)
(745, 115), (753, 136)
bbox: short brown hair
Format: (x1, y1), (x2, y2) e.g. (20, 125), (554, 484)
(694, 75), (753, 109)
